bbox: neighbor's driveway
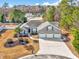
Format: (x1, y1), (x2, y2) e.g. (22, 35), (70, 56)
(36, 38), (78, 59)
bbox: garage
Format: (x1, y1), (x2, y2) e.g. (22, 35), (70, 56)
(53, 34), (61, 39)
(46, 34), (53, 38)
(38, 22), (62, 39)
(39, 34), (46, 38)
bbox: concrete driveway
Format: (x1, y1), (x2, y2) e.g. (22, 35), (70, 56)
(36, 39), (78, 59)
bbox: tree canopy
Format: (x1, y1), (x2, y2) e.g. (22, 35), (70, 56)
(0, 13), (4, 23)
(8, 9), (27, 23)
(43, 6), (55, 22)
(59, 0), (74, 30)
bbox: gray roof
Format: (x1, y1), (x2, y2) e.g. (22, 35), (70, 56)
(38, 21), (61, 34)
(26, 20), (44, 28)
(51, 22), (59, 28)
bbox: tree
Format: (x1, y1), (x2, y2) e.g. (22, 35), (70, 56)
(0, 13), (4, 23)
(42, 12), (47, 21)
(71, 27), (79, 40)
(22, 17), (27, 23)
(71, 27), (79, 53)
(59, 0), (73, 30)
(10, 18), (15, 23)
(43, 6), (55, 22)
(72, 7), (79, 21)
(8, 9), (25, 23)
(15, 27), (22, 38)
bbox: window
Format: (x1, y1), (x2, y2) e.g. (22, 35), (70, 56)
(39, 34), (46, 38)
(47, 34), (53, 38)
(33, 28), (37, 32)
(47, 26), (53, 30)
(54, 34), (61, 39)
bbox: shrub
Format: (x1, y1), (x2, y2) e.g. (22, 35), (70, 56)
(72, 39), (79, 53)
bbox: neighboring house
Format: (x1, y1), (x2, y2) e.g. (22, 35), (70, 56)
(37, 21), (62, 39)
(20, 20), (62, 39)
(0, 25), (5, 32)
(25, 13), (34, 20)
(20, 20), (44, 35)
(25, 13), (42, 21)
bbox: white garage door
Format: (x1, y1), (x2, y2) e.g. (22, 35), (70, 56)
(39, 34), (46, 38)
(47, 34), (53, 38)
(54, 34), (61, 39)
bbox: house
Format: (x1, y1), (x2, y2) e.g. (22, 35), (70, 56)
(37, 21), (62, 39)
(0, 25), (5, 32)
(25, 13), (34, 20)
(20, 20), (62, 39)
(20, 20), (44, 35)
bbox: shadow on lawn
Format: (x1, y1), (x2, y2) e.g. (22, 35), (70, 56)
(0, 29), (7, 34)
(4, 38), (29, 48)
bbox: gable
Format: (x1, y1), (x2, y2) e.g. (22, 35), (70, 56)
(38, 22), (61, 34)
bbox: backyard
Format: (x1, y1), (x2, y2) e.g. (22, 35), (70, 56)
(0, 30), (39, 59)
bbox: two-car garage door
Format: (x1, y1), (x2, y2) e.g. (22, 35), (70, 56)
(39, 34), (61, 39)
(39, 34), (46, 38)
(47, 34), (53, 38)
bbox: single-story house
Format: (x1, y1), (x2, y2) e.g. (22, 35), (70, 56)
(20, 20), (62, 39)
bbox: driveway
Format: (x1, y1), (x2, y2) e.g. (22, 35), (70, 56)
(36, 38), (78, 59)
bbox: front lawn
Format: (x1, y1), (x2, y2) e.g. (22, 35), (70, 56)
(0, 30), (39, 59)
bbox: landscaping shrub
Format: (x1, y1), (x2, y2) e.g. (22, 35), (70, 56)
(4, 39), (15, 47)
(33, 40), (39, 43)
(18, 38), (29, 45)
(72, 39), (79, 53)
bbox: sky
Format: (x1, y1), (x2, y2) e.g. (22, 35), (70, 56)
(0, 0), (61, 7)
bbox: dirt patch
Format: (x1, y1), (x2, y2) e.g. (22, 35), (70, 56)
(31, 35), (39, 39)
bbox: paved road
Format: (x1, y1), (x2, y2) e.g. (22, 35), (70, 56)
(36, 39), (78, 59)
(19, 54), (71, 59)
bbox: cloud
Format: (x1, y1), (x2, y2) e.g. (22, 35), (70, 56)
(52, 0), (61, 6)
(9, 4), (13, 7)
(35, 3), (40, 5)
(42, 2), (51, 6)
(42, 0), (61, 6)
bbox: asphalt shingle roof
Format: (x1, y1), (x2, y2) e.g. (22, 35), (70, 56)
(38, 21), (61, 34)
(26, 20), (44, 28)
